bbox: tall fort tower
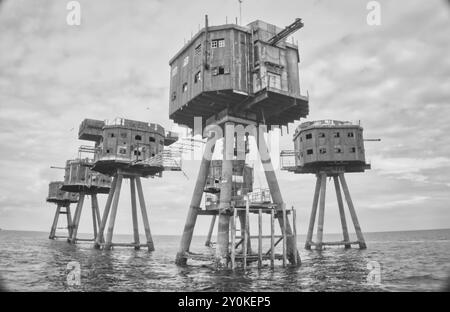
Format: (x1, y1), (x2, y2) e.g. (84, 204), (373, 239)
(170, 16), (309, 267)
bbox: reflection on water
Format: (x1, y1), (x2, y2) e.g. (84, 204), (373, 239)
(0, 229), (449, 291)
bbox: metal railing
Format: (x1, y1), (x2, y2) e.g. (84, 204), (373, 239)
(249, 188), (272, 203)
(103, 117), (162, 132)
(297, 120), (361, 130)
(279, 150), (298, 170)
(132, 149), (182, 171)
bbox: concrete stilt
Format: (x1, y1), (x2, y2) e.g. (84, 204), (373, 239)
(69, 199), (80, 242)
(257, 128), (300, 266)
(339, 173), (367, 249)
(130, 177), (140, 250)
(91, 195), (98, 239)
(176, 136), (216, 265)
(243, 197), (249, 270)
(49, 204), (61, 239)
(292, 207), (298, 262)
(258, 209), (263, 268)
(92, 194), (101, 230)
(136, 177), (154, 251)
(69, 193), (85, 244)
(334, 176), (351, 248)
(95, 175), (117, 248)
(104, 174), (123, 250)
(282, 203), (287, 267)
(230, 208), (237, 269)
(215, 180), (232, 267)
(66, 205), (73, 238)
(215, 122), (234, 267)
(270, 209), (275, 268)
(305, 174), (321, 249)
(238, 211), (252, 254)
(316, 173), (327, 250)
(205, 215), (216, 247)
(230, 209), (237, 270)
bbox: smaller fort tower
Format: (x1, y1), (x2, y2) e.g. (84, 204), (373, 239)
(47, 181), (79, 240)
(281, 120), (371, 250)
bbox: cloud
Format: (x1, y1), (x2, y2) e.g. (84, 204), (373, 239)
(366, 195), (430, 210)
(370, 156), (450, 185)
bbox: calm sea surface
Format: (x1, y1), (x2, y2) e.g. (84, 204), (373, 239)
(0, 229), (449, 292)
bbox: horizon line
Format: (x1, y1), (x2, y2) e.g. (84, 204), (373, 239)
(1, 227), (450, 236)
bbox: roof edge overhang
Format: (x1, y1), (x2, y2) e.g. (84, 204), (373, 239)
(169, 24), (251, 65)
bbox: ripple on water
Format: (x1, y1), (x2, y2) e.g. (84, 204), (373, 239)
(0, 230), (449, 291)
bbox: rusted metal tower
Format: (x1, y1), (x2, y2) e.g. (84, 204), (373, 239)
(61, 158), (112, 244)
(170, 16), (309, 267)
(79, 118), (178, 251)
(47, 181), (79, 240)
(281, 120), (370, 250)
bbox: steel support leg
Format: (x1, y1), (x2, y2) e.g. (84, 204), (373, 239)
(176, 135), (216, 265)
(305, 174), (321, 249)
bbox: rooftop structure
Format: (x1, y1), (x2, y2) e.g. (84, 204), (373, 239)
(282, 120), (371, 174)
(61, 158), (112, 194)
(46, 181), (79, 204)
(169, 17), (309, 129)
(79, 118), (178, 177)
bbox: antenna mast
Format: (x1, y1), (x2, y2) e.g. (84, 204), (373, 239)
(238, 0), (243, 25)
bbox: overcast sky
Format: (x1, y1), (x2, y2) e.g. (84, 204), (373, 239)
(0, 0), (449, 237)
